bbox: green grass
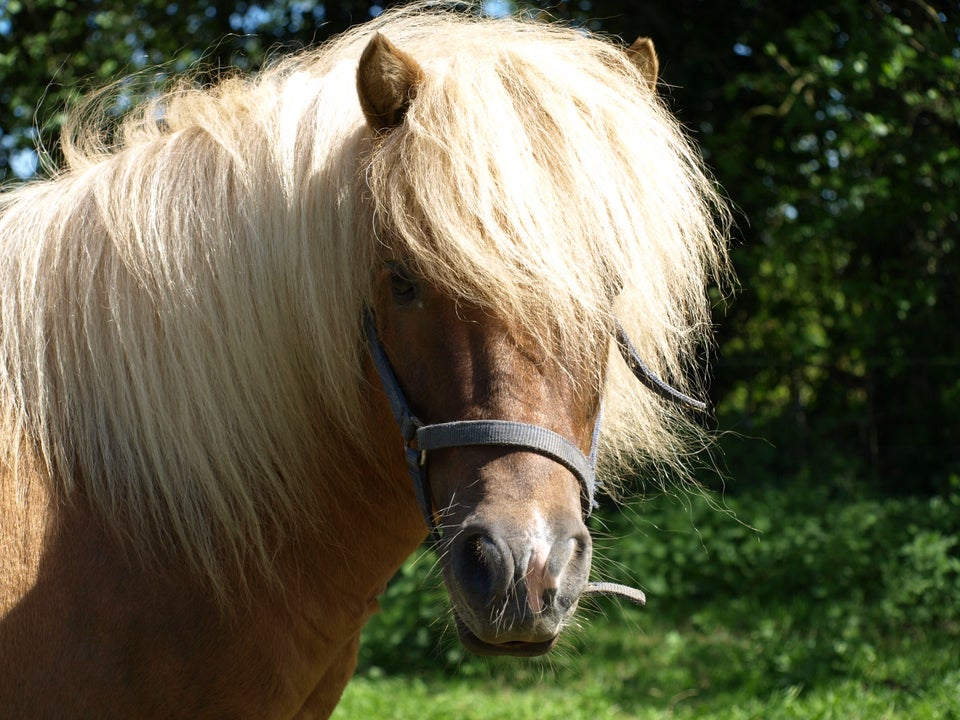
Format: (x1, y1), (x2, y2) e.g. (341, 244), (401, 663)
(334, 618), (959, 719)
(332, 483), (960, 719)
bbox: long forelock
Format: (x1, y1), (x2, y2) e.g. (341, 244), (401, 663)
(364, 12), (730, 480)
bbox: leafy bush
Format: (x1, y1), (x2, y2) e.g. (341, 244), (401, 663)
(356, 479), (960, 681)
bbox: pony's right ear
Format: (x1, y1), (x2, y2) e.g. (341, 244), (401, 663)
(625, 36), (659, 91)
(357, 33), (425, 133)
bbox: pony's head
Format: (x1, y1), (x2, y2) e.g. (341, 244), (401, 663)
(355, 18), (727, 654)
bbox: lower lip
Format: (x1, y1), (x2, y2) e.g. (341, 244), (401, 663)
(455, 615), (559, 657)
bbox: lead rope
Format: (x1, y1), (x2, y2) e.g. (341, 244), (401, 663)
(582, 581), (647, 606)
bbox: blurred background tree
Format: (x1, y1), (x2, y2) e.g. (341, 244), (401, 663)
(0, 0), (381, 177)
(2, 0), (957, 495)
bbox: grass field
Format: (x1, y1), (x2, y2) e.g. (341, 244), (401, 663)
(334, 618), (959, 719)
(332, 484), (960, 719)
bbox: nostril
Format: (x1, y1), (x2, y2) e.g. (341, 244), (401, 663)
(542, 586), (558, 610)
(452, 531), (512, 605)
(547, 530), (590, 575)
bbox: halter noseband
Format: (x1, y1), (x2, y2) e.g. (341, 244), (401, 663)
(364, 310), (705, 547)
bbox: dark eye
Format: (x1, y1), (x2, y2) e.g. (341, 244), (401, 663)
(387, 262), (419, 304)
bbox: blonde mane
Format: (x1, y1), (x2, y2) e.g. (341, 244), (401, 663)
(0, 3), (729, 590)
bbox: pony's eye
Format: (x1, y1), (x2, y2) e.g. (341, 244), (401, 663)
(387, 263), (419, 304)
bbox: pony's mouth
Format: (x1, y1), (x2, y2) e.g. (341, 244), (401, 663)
(454, 613), (558, 657)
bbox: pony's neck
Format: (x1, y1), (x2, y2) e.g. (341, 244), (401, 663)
(0, 368), (427, 718)
(233, 371), (429, 714)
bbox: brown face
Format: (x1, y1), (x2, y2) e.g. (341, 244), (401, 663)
(372, 261), (602, 656)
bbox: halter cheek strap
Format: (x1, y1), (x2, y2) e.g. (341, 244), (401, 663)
(363, 311), (600, 546)
(364, 310), (703, 546)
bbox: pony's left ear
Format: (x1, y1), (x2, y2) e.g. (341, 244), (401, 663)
(357, 32), (425, 133)
(625, 36), (659, 90)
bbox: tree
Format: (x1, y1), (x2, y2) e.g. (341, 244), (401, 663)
(0, 0), (400, 180)
(2, 0), (957, 493)
(553, 0), (960, 493)
(714, 1), (960, 494)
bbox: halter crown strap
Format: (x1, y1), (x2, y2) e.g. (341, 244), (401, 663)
(613, 320), (708, 412)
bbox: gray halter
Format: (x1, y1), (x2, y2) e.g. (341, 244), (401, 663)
(363, 310), (705, 547)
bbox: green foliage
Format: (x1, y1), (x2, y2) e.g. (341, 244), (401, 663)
(607, 483), (960, 630)
(348, 483), (960, 717)
(707, 2), (960, 494)
(0, 0), (399, 180)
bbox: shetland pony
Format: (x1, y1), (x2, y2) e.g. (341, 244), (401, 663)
(0, 4), (729, 717)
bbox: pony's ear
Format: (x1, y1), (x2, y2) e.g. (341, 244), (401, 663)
(357, 32), (425, 133)
(625, 36), (659, 90)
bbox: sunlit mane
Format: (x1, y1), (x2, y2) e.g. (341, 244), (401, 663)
(0, 3), (729, 590)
